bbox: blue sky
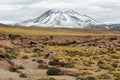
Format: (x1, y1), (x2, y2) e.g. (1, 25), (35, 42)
(0, 0), (120, 24)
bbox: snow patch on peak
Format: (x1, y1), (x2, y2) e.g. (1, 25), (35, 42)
(18, 9), (98, 28)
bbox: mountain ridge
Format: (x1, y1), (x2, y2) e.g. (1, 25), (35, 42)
(18, 9), (97, 28)
(16, 9), (120, 30)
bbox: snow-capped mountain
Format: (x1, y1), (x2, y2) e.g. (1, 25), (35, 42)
(18, 9), (98, 28)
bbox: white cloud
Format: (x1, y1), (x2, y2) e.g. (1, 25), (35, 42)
(0, 21), (16, 24)
(0, 4), (22, 10)
(0, 0), (41, 4)
(0, 0), (120, 23)
(29, 0), (101, 9)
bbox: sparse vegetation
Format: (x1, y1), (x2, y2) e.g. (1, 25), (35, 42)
(63, 62), (75, 68)
(21, 55), (29, 59)
(109, 37), (117, 41)
(97, 74), (110, 79)
(49, 59), (59, 66)
(38, 77), (56, 80)
(76, 76), (96, 80)
(114, 73), (120, 80)
(38, 64), (49, 69)
(37, 59), (44, 64)
(47, 67), (62, 75)
(18, 65), (25, 69)
(0, 26), (120, 80)
(19, 73), (27, 78)
(0, 26), (120, 36)
(9, 66), (18, 72)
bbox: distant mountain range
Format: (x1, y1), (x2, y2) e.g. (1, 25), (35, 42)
(2, 9), (120, 30)
(88, 23), (120, 30)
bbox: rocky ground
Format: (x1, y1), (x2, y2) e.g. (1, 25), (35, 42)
(0, 32), (120, 80)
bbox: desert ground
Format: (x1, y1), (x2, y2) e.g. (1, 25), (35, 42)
(0, 25), (120, 80)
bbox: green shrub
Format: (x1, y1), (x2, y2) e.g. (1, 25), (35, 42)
(76, 77), (87, 80)
(19, 73), (27, 78)
(86, 76), (96, 80)
(112, 63), (118, 68)
(9, 66), (17, 72)
(49, 59), (74, 68)
(109, 37), (117, 41)
(114, 73), (120, 80)
(83, 61), (91, 66)
(32, 59), (36, 61)
(63, 63), (75, 68)
(49, 61), (59, 65)
(99, 51), (107, 55)
(111, 54), (120, 59)
(0, 54), (5, 59)
(98, 64), (111, 69)
(9, 65), (25, 72)
(59, 62), (67, 67)
(38, 64), (49, 69)
(76, 76), (96, 80)
(65, 50), (88, 57)
(98, 60), (111, 69)
(8, 34), (20, 40)
(47, 67), (62, 75)
(49, 59), (59, 66)
(87, 43), (97, 46)
(37, 60), (44, 63)
(4, 47), (19, 59)
(33, 48), (41, 53)
(21, 55), (29, 59)
(18, 65), (25, 69)
(4, 53), (16, 59)
(98, 74), (110, 79)
(38, 77), (56, 80)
